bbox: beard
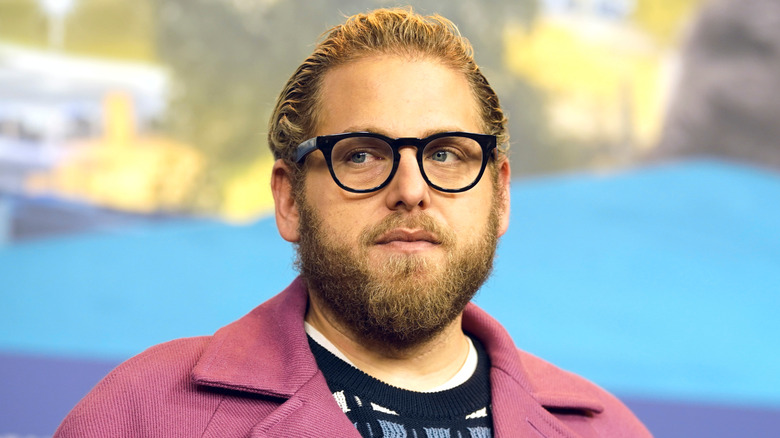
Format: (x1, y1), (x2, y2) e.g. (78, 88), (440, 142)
(295, 190), (500, 350)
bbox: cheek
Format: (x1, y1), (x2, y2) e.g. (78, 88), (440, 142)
(305, 186), (370, 240)
(457, 208), (493, 239)
(448, 186), (496, 233)
(325, 208), (364, 240)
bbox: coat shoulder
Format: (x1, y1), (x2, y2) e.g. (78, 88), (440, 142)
(54, 337), (219, 437)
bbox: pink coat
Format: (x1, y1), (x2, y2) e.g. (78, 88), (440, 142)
(55, 277), (651, 437)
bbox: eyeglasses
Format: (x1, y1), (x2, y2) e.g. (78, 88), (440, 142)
(294, 131), (497, 193)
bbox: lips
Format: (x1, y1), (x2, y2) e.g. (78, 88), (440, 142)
(375, 229), (441, 245)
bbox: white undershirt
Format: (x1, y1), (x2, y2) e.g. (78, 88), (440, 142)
(304, 322), (478, 392)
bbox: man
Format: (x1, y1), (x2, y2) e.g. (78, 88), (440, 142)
(55, 8), (651, 437)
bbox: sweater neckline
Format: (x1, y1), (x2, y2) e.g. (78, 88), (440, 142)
(304, 322), (478, 392)
(308, 334), (492, 418)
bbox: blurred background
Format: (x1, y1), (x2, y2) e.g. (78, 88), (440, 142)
(1, 0), (779, 436)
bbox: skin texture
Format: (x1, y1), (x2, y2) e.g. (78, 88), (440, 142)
(271, 54), (511, 391)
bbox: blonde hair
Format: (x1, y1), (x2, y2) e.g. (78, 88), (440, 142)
(268, 7), (508, 174)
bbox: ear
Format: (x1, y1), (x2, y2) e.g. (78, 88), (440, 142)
(496, 158), (511, 237)
(271, 159), (301, 243)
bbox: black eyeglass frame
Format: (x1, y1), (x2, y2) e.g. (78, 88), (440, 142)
(294, 131), (497, 193)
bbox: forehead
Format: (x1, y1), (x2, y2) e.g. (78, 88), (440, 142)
(315, 55), (482, 138)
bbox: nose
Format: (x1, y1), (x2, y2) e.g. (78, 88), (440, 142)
(384, 147), (430, 211)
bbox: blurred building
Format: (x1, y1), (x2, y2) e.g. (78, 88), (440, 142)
(0, 43), (171, 197)
(656, 0), (780, 170)
(0, 43), (213, 242)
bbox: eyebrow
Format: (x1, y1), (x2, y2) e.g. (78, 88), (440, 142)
(338, 126), (472, 138)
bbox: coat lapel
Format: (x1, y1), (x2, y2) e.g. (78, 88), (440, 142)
(490, 368), (577, 438)
(247, 375), (362, 438)
(192, 278), (361, 438)
(463, 303), (588, 438)
(197, 372), (361, 438)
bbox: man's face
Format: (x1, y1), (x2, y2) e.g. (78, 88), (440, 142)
(278, 54), (510, 348)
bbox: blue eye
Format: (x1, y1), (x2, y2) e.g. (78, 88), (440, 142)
(431, 150), (452, 162)
(350, 152), (368, 163)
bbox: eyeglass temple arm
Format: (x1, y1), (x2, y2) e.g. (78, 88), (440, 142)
(295, 138), (319, 163)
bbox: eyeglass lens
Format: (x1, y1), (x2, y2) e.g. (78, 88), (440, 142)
(329, 135), (485, 191)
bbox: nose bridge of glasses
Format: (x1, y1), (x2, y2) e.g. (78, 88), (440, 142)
(392, 138), (429, 175)
(389, 137), (426, 153)
(390, 142), (427, 189)
(388, 144), (429, 199)
(395, 145), (422, 173)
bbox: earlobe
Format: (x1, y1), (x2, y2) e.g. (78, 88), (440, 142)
(271, 160), (301, 243)
(496, 159), (511, 237)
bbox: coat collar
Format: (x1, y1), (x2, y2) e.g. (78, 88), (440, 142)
(462, 303), (605, 415)
(192, 277), (605, 437)
(191, 277), (316, 398)
(462, 302), (605, 437)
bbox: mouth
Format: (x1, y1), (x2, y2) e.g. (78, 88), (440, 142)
(375, 229), (441, 246)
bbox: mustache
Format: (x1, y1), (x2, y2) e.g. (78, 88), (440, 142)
(359, 212), (456, 248)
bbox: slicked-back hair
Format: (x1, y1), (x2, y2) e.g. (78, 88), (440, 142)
(268, 7), (508, 183)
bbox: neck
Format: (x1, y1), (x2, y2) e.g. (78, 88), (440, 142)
(305, 290), (471, 392)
